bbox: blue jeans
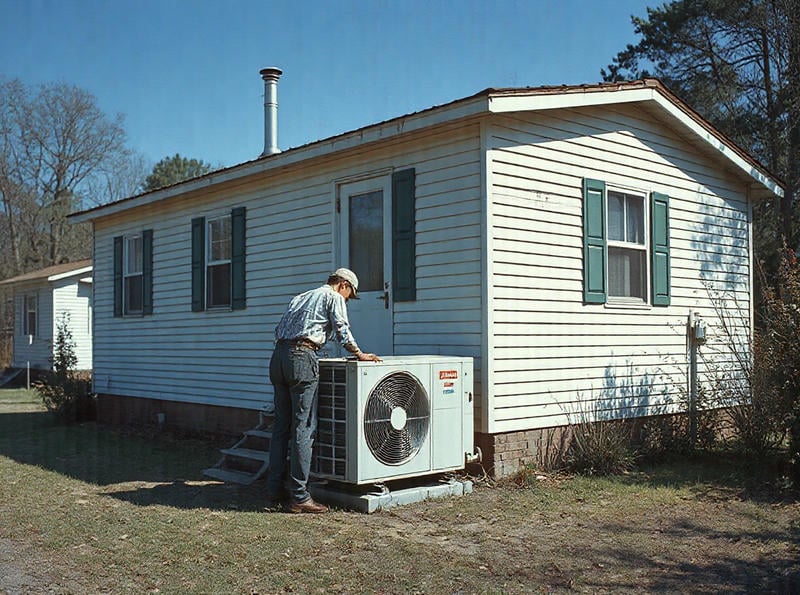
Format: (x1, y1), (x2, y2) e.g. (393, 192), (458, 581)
(267, 341), (319, 504)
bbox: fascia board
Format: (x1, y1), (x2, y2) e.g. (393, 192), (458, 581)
(488, 87), (657, 113)
(648, 92), (783, 200)
(48, 266), (93, 282)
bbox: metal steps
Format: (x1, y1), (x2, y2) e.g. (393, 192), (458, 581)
(203, 420), (272, 485)
(220, 447), (269, 462)
(203, 467), (261, 484)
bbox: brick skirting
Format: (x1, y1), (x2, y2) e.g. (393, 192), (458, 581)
(474, 426), (573, 478)
(98, 393), (557, 477)
(96, 393), (262, 440)
(98, 394), (712, 479)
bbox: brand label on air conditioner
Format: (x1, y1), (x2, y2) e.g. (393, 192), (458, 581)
(439, 370), (458, 380)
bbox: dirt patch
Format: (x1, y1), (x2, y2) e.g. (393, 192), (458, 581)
(0, 537), (84, 594)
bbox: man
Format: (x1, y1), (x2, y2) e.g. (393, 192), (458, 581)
(266, 268), (381, 513)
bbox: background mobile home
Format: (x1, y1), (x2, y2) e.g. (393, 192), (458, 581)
(0, 260), (93, 376)
(70, 75), (782, 475)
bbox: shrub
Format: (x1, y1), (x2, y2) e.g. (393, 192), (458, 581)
(638, 382), (718, 460)
(560, 398), (636, 476)
(566, 417), (635, 476)
(700, 247), (800, 483)
(36, 312), (95, 423)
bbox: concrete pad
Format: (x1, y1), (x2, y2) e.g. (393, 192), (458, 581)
(310, 477), (473, 513)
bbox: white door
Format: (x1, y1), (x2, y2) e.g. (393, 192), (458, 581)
(338, 176), (394, 356)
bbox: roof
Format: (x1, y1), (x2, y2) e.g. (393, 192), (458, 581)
(69, 78), (784, 223)
(0, 259), (93, 286)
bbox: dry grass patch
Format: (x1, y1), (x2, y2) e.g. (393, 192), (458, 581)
(1, 389), (798, 593)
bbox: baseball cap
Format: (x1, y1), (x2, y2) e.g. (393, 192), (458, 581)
(333, 267), (359, 299)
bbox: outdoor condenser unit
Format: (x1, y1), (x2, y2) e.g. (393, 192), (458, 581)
(313, 355), (475, 485)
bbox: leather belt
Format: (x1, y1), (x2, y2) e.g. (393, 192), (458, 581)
(280, 338), (320, 352)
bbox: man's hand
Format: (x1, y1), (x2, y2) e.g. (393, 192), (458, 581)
(356, 352), (382, 362)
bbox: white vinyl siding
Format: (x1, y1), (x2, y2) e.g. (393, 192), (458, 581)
(52, 278), (93, 370)
(487, 104), (751, 432)
(87, 98), (758, 439)
(91, 123), (485, 419)
(10, 272), (92, 371)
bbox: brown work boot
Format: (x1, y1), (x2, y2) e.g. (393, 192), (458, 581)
(287, 498), (329, 514)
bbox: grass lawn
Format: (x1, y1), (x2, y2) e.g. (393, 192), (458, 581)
(1, 388), (798, 593)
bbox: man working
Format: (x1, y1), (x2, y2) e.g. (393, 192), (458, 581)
(267, 268), (381, 513)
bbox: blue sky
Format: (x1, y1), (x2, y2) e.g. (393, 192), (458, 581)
(1, 0), (654, 170)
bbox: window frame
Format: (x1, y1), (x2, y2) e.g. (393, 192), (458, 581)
(123, 234), (144, 316)
(605, 186), (649, 305)
(205, 213), (232, 310)
(23, 293), (37, 336)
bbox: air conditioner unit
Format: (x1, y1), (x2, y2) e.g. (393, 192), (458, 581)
(313, 355), (474, 485)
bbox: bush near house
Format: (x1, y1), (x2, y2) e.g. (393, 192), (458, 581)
(35, 312), (95, 423)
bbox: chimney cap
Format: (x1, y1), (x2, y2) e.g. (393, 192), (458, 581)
(260, 67), (283, 80)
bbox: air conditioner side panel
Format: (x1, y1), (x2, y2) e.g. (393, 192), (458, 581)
(431, 359), (475, 471)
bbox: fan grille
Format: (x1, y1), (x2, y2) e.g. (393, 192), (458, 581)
(364, 371), (430, 465)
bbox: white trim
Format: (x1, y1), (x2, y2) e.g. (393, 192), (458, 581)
(606, 187), (648, 303)
(480, 117), (495, 434)
(488, 87), (657, 113)
(48, 266), (93, 282)
(648, 93), (782, 199)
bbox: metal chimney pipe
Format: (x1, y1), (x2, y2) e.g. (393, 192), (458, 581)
(260, 67), (282, 156)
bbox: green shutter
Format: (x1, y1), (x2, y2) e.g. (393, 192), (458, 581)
(651, 192), (671, 306)
(583, 178), (607, 304)
(392, 168), (416, 302)
(142, 229), (153, 315)
(231, 206), (246, 310)
(191, 217), (205, 312)
(113, 236), (123, 317)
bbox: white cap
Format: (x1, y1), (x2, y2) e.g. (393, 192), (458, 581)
(332, 267), (359, 298)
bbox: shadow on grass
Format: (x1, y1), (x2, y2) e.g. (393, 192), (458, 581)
(105, 479), (270, 512)
(0, 409), (249, 501)
(576, 518), (800, 593)
(602, 449), (798, 506)
(0, 403), (277, 511)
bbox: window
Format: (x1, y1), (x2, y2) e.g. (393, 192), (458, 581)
(607, 190), (646, 301)
(191, 207), (246, 312)
(582, 178), (670, 306)
(206, 215), (232, 308)
(24, 294), (37, 336)
(113, 230), (153, 317)
(124, 235), (143, 314)
(349, 190), (383, 292)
